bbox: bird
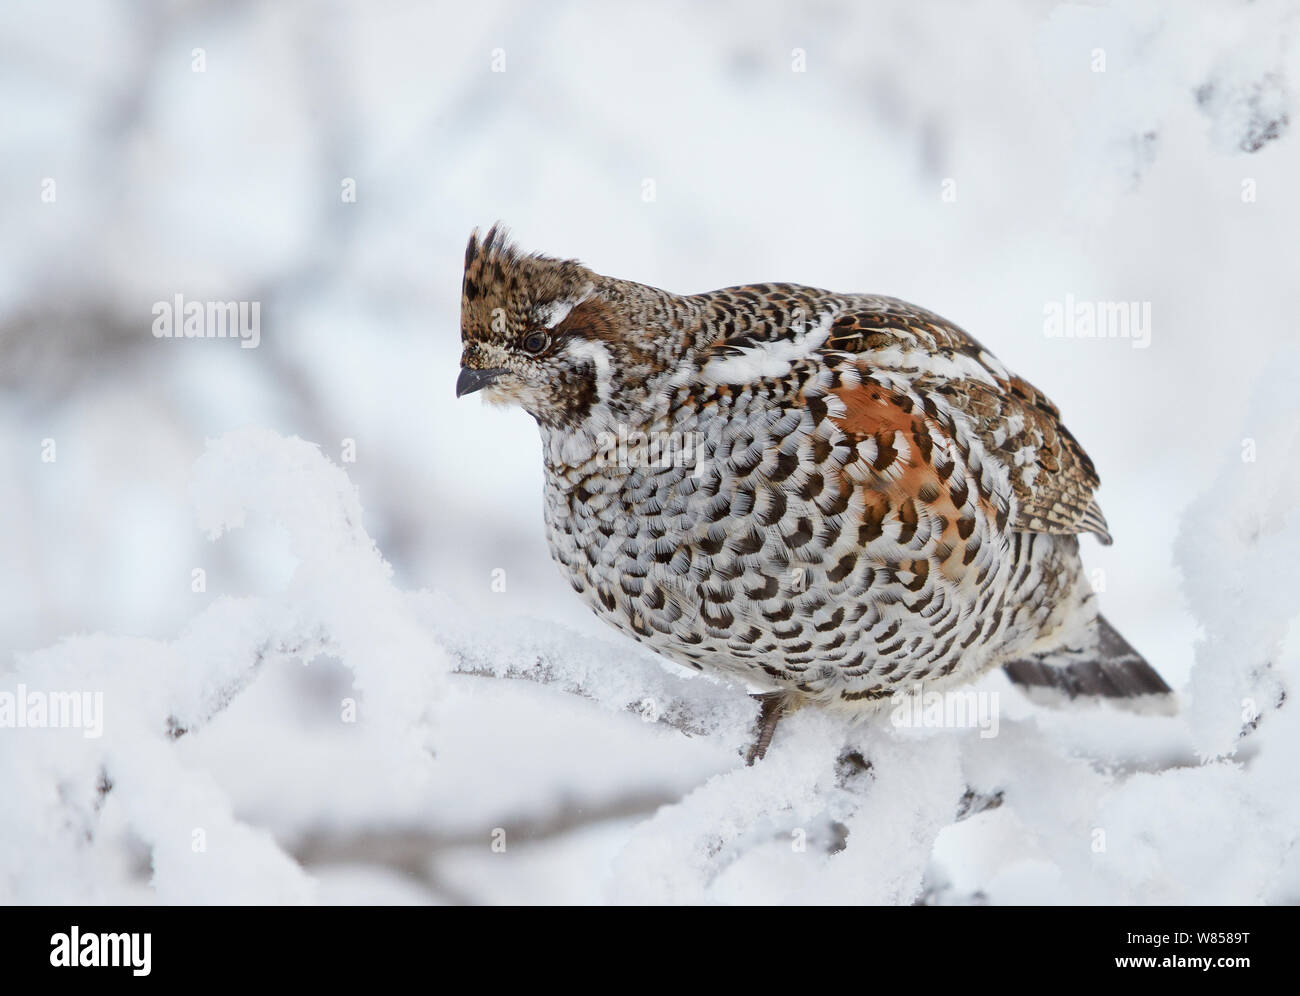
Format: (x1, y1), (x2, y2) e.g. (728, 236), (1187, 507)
(456, 225), (1173, 762)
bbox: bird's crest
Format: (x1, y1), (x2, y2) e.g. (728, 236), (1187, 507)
(460, 224), (596, 346)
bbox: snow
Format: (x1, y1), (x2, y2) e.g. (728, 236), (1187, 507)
(2, 0), (1299, 904)
(4, 404), (1298, 904)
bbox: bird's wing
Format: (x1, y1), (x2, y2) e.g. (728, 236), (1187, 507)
(698, 288), (1111, 543)
(820, 296), (1111, 544)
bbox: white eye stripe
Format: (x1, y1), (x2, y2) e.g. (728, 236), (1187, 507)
(535, 284), (593, 329)
(537, 300), (576, 329)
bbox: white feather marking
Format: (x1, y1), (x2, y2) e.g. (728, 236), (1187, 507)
(565, 339), (614, 402)
(537, 300), (575, 328)
(701, 315), (832, 383)
(892, 430), (911, 465)
(866, 346), (1001, 387)
(976, 349), (1010, 379)
(536, 285), (593, 329)
(822, 391), (848, 420)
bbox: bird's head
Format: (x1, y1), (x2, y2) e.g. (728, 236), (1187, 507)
(458, 225), (695, 438)
(458, 224), (628, 429)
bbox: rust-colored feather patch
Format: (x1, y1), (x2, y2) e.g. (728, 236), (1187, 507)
(826, 381), (986, 574)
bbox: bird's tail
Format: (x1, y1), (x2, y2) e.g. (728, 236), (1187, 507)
(1002, 614), (1175, 714)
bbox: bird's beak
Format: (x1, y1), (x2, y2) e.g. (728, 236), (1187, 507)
(456, 366), (507, 397)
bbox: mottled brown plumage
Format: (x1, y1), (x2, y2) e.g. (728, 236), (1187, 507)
(457, 225), (1172, 757)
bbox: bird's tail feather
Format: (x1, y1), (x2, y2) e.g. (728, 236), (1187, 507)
(1002, 615), (1175, 714)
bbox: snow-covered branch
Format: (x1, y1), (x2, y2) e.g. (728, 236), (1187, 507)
(4, 412), (1298, 904)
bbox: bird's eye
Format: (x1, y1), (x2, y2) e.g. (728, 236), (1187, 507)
(522, 331), (550, 354)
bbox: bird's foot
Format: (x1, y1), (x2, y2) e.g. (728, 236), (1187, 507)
(745, 691), (790, 765)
